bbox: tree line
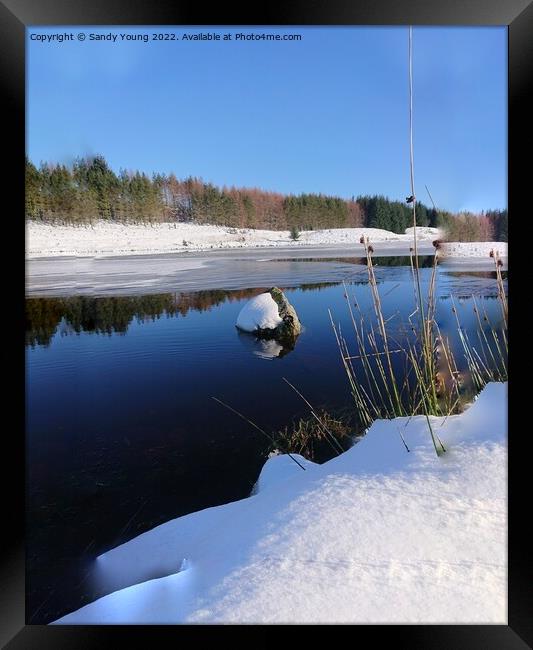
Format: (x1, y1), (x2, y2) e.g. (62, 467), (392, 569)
(26, 155), (507, 240)
(438, 209), (507, 242)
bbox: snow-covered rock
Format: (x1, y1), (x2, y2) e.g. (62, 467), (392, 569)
(54, 382), (507, 625)
(236, 288), (301, 341)
(235, 292), (283, 332)
(268, 287), (301, 339)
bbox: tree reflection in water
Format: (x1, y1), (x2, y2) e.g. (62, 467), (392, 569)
(26, 289), (269, 347)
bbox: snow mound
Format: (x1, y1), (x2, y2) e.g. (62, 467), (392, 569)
(54, 382), (507, 624)
(235, 293), (282, 333)
(252, 453), (316, 494)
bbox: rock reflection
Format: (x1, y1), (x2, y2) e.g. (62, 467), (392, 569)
(236, 331), (295, 359)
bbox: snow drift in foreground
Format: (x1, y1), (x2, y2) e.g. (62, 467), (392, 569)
(235, 293), (282, 332)
(55, 383), (507, 624)
(27, 221), (441, 258)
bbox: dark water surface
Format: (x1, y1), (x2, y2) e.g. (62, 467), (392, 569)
(26, 261), (506, 623)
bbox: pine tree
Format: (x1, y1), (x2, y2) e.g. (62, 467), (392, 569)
(25, 157), (42, 219)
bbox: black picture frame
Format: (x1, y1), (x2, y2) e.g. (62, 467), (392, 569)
(2, 0), (531, 646)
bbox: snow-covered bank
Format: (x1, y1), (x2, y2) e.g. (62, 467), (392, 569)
(27, 221), (441, 259)
(55, 382), (507, 624)
(441, 241), (507, 259)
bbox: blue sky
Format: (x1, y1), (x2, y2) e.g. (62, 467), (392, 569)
(27, 26), (506, 213)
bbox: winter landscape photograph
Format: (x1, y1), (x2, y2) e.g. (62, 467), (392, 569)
(26, 25), (507, 624)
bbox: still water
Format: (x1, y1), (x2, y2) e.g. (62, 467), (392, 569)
(26, 259), (506, 623)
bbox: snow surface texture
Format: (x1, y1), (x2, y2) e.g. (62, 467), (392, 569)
(442, 241), (507, 259)
(235, 293), (283, 333)
(27, 222), (442, 259)
(404, 226), (440, 238)
(54, 383), (507, 625)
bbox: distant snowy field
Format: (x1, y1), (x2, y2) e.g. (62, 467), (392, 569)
(441, 241), (507, 259)
(27, 221), (442, 258)
(55, 382), (507, 625)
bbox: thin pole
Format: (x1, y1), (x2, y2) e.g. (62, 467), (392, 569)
(425, 184), (437, 211)
(409, 28), (423, 319)
(408, 27), (425, 332)
(408, 27), (442, 451)
(409, 26), (417, 258)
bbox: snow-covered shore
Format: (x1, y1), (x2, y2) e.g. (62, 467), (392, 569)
(27, 221), (441, 259)
(55, 382), (506, 625)
(441, 241), (507, 259)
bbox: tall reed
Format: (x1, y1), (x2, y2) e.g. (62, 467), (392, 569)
(331, 241), (507, 457)
(331, 243), (454, 452)
(452, 250), (508, 392)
